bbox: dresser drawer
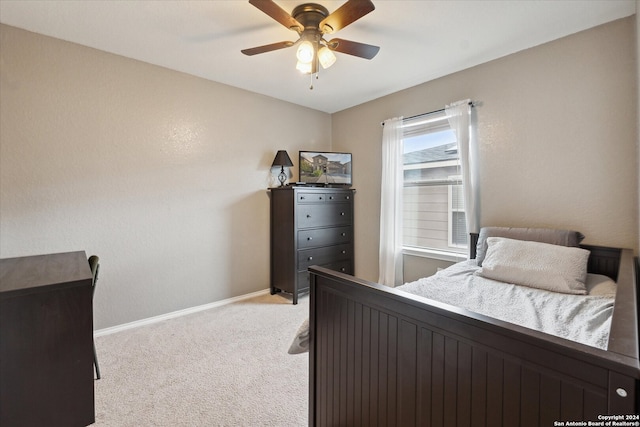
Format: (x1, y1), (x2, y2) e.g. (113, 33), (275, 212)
(297, 203), (352, 228)
(297, 192), (352, 203)
(297, 192), (327, 203)
(297, 260), (353, 291)
(322, 260), (353, 275)
(298, 244), (352, 270)
(298, 226), (352, 249)
(325, 192), (353, 203)
(297, 270), (311, 291)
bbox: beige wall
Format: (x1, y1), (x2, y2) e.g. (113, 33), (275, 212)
(332, 17), (638, 283)
(0, 24), (331, 329)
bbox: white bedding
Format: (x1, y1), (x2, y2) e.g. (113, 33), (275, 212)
(396, 260), (616, 350)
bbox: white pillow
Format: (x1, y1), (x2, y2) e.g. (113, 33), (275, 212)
(475, 226), (585, 266)
(477, 237), (590, 294)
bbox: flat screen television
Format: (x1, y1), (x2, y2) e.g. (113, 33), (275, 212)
(299, 151), (352, 186)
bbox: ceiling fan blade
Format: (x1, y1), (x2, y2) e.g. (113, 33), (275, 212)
(320, 0), (375, 34)
(248, 0), (303, 32)
(328, 38), (380, 59)
(241, 41), (295, 56)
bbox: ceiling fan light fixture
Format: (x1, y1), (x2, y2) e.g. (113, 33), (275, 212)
(296, 40), (315, 64)
(318, 45), (337, 69)
(242, 0), (379, 87)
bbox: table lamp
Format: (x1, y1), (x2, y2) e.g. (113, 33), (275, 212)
(271, 150), (294, 187)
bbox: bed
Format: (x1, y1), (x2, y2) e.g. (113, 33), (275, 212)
(307, 229), (639, 426)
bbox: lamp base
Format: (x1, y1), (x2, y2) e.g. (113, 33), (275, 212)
(278, 167), (287, 187)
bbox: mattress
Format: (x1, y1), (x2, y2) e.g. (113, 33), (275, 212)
(396, 260), (616, 349)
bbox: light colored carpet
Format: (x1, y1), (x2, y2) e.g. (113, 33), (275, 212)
(94, 293), (309, 426)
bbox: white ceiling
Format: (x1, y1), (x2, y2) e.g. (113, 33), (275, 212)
(0, 0), (636, 113)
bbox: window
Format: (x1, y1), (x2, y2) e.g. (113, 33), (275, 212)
(402, 111), (467, 255)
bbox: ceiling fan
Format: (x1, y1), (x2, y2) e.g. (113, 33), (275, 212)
(241, 0), (379, 88)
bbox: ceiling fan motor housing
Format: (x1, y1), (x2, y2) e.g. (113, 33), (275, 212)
(292, 4), (331, 33)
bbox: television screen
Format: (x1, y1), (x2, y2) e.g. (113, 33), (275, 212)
(299, 151), (352, 186)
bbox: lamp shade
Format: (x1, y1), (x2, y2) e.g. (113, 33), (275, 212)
(271, 150), (294, 168)
(296, 41), (315, 64)
(296, 60), (312, 74)
(318, 46), (336, 69)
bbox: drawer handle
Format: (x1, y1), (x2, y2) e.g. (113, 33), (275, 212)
(345, 196), (350, 200)
(340, 212), (345, 216)
(307, 214), (311, 218)
(341, 232), (346, 237)
(329, 196), (334, 200)
(308, 256), (313, 261)
(307, 237), (313, 241)
(341, 250), (346, 254)
(319, 197), (323, 200)
(300, 196), (305, 200)
(341, 267), (346, 272)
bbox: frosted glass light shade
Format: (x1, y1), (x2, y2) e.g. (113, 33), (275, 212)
(318, 46), (336, 69)
(296, 60), (312, 74)
(296, 41), (314, 63)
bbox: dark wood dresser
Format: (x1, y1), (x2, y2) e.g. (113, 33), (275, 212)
(270, 186), (354, 304)
(0, 251), (95, 427)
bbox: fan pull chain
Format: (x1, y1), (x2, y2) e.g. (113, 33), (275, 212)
(309, 54), (321, 90)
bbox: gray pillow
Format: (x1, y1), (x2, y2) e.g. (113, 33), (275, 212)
(475, 226), (585, 266)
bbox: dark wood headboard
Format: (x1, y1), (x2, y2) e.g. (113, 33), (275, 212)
(469, 232), (479, 259)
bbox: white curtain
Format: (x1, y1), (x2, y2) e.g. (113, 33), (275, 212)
(446, 99), (479, 237)
(378, 117), (404, 286)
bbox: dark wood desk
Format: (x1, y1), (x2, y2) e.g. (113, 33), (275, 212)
(0, 251), (95, 426)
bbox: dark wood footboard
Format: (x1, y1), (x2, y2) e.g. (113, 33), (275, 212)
(309, 247), (639, 426)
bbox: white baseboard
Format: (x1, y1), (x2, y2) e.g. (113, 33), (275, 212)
(94, 288), (271, 337)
